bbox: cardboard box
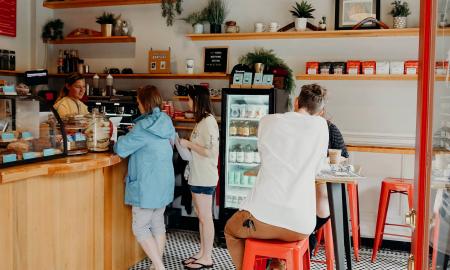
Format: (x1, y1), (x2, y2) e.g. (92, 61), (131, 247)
(347, 61), (361, 75)
(362, 61), (376, 75)
(376, 61), (390, 75)
(306, 62), (319, 75)
(436, 61), (449, 75)
(404, 60), (419, 75)
(390, 61), (405, 75)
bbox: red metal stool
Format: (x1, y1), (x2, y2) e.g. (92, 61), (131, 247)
(371, 177), (413, 262)
(312, 219), (335, 270)
(242, 238), (310, 270)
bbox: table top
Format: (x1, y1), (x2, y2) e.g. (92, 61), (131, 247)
(316, 165), (365, 184)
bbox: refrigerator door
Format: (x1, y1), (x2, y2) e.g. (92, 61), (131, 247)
(220, 89), (274, 211)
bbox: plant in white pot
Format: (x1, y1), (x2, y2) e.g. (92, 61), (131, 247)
(290, 1), (315, 31)
(389, 0), (411, 29)
(96, 12), (117, 37)
(181, 10), (207, 34)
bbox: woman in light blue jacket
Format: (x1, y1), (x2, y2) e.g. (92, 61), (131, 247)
(114, 85), (175, 270)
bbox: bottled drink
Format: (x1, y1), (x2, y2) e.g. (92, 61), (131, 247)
(244, 144), (254, 163)
(8, 50), (15, 71)
(236, 144), (244, 163)
(106, 74), (113, 96)
(92, 74), (100, 96)
(229, 121), (237, 136)
(71, 50), (79, 73)
(63, 50), (70, 73)
(229, 145), (237, 163)
(242, 121), (250, 137)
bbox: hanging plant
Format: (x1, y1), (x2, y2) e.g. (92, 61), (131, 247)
(239, 48), (295, 95)
(161, 0), (183, 26)
(42, 19), (64, 42)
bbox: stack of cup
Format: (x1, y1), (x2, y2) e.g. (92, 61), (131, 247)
(329, 149), (342, 165)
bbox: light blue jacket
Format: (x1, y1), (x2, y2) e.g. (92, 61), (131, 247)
(114, 108), (176, 209)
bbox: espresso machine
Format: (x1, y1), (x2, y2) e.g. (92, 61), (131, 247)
(86, 90), (139, 136)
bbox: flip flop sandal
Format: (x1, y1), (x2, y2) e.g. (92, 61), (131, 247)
(182, 257), (198, 266)
(184, 262), (214, 269)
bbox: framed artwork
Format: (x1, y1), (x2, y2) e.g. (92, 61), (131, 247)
(148, 48), (171, 74)
(0, 0), (17, 37)
(335, 0), (380, 30)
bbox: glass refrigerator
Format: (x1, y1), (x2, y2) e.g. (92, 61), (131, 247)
(218, 88), (276, 230)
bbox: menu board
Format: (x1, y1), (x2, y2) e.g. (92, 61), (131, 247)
(0, 0), (16, 37)
(204, 47), (228, 73)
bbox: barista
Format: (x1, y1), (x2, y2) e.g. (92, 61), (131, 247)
(54, 72), (89, 117)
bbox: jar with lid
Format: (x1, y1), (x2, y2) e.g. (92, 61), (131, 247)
(85, 108), (111, 152)
(8, 51), (15, 71)
(229, 121), (237, 136)
(0, 50), (9, 70)
(61, 115), (89, 155)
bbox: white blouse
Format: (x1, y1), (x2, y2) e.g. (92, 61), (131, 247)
(240, 112), (329, 234)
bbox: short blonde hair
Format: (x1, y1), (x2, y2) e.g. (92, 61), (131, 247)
(137, 85), (163, 113)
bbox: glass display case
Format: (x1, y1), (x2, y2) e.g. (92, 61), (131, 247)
(0, 95), (67, 168)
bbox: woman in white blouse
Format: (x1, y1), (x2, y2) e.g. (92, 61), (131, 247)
(225, 84), (330, 270)
(180, 85), (219, 269)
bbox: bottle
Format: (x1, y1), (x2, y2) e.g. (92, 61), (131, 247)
(63, 50), (70, 73)
(93, 74), (100, 96)
(243, 121), (250, 137)
(8, 50), (15, 71)
(71, 50), (79, 73)
(57, 50), (64, 74)
(254, 146), (261, 164)
(229, 121), (237, 136)
(236, 144), (244, 163)
(106, 74), (114, 96)
(244, 144), (254, 163)
(229, 145), (237, 163)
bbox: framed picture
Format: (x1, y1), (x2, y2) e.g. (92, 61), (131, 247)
(203, 47), (229, 73)
(148, 48), (171, 74)
(335, 0), (380, 30)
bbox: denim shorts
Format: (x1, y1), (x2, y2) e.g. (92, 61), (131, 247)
(190, 185), (216, 195)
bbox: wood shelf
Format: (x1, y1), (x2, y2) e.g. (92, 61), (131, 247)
(174, 126), (194, 131)
(186, 28), (447, 41)
(347, 144), (415, 155)
(172, 96), (222, 102)
(49, 73), (228, 80)
(47, 36), (136, 44)
(43, 0), (161, 9)
(173, 118), (221, 123)
(296, 74), (447, 81)
(0, 70), (24, 76)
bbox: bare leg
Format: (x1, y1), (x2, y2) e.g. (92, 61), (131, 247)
(139, 236), (165, 270)
(186, 193), (214, 268)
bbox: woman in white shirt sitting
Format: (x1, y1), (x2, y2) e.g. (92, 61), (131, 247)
(180, 85), (220, 269)
(224, 84), (329, 270)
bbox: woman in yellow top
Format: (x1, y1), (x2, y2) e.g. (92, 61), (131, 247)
(54, 72), (89, 117)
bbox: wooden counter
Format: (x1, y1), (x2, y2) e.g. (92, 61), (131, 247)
(347, 144), (416, 155)
(0, 153), (145, 270)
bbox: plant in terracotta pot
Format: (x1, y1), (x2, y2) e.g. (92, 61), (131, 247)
(205, 0), (228, 34)
(181, 10), (207, 34)
(96, 12), (117, 37)
(290, 0), (315, 31)
(389, 0), (411, 29)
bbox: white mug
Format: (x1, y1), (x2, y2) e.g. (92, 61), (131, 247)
(255, 22), (266, 32)
(186, 59), (194, 74)
(269, 22), (279, 32)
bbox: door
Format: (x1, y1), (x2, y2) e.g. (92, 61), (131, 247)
(414, 0), (450, 269)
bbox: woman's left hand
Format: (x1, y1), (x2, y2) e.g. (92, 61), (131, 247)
(180, 138), (191, 149)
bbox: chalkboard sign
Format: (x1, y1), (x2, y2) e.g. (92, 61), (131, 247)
(203, 47), (228, 73)
(0, 0), (17, 37)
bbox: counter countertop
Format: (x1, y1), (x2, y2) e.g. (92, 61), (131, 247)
(0, 153), (121, 184)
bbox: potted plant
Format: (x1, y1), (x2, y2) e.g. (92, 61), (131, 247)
(96, 12), (117, 37)
(161, 0), (183, 26)
(205, 0), (228, 34)
(389, 0), (411, 29)
(181, 10), (206, 34)
(290, 1), (315, 31)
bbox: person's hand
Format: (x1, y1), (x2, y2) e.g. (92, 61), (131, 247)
(180, 138), (191, 149)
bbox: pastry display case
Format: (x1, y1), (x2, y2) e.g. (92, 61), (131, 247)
(0, 95), (67, 168)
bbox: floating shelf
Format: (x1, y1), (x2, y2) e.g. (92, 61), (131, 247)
(48, 73), (228, 80)
(0, 70), (23, 76)
(174, 126), (194, 131)
(47, 36), (136, 44)
(43, 0), (161, 9)
(186, 28), (448, 41)
(173, 118), (221, 123)
(296, 74), (448, 81)
(173, 96), (222, 102)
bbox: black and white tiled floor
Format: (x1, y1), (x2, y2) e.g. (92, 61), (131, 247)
(129, 231), (410, 270)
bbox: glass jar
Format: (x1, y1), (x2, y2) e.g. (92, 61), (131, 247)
(61, 115), (89, 155)
(237, 121), (245, 137)
(242, 121), (250, 137)
(85, 109), (111, 152)
(8, 51), (15, 71)
(249, 122), (258, 137)
(229, 121), (237, 136)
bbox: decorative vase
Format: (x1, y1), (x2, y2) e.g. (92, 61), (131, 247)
(295, 18), (307, 31)
(101, 24), (112, 37)
(393, 17), (407, 29)
(193, 23), (204, 34)
(210, 24), (222, 34)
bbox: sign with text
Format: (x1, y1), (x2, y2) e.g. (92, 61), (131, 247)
(203, 47), (228, 73)
(0, 0), (17, 37)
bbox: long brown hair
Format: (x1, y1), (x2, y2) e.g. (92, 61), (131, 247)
(297, 84), (327, 115)
(188, 85), (213, 123)
(57, 72), (85, 101)
(137, 85), (163, 114)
